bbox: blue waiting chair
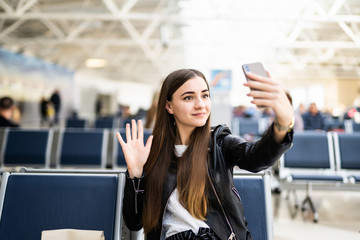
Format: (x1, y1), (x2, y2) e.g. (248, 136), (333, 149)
(279, 131), (345, 222)
(280, 131), (341, 180)
(94, 117), (117, 129)
(333, 132), (360, 183)
(353, 123), (360, 132)
(232, 117), (269, 138)
(0, 128), (53, 169)
(344, 120), (360, 133)
(233, 171), (273, 240)
(57, 129), (108, 168)
(66, 118), (89, 128)
(0, 172), (125, 240)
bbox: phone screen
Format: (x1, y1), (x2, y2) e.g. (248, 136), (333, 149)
(242, 62), (267, 107)
(242, 62), (267, 82)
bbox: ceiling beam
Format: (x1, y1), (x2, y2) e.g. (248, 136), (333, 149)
(41, 19), (66, 39)
(120, 18), (165, 75)
(328, 0), (346, 15)
(337, 21), (360, 47)
(3, 36), (360, 50)
(102, 0), (121, 15)
(102, 0), (166, 74)
(2, 12), (360, 24)
(119, 0), (138, 16)
(0, 18), (4, 31)
(15, 0), (38, 15)
(0, 19), (25, 38)
(65, 20), (90, 42)
(0, 0), (14, 14)
(16, 0), (26, 12)
(141, 12), (165, 41)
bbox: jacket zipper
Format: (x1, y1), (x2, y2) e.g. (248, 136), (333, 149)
(132, 178), (144, 214)
(208, 128), (236, 240)
(208, 174), (236, 240)
(232, 186), (241, 202)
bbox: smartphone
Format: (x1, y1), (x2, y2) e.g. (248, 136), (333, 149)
(242, 62), (268, 82)
(242, 62), (267, 107)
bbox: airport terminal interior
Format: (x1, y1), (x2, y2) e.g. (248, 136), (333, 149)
(0, 0), (360, 239)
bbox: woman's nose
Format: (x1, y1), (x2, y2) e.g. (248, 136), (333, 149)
(195, 98), (206, 108)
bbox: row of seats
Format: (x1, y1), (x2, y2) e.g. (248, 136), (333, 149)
(232, 116), (360, 136)
(279, 131), (360, 222)
(0, 170), (273, 240)
(232, 117), (269, 136)
(65, 115), (143, 129)
(0, 128), (151, 170)
(280, 131), (360, 183)
(66, 117), (119, 129)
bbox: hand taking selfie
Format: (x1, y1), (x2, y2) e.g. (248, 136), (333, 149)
(244, 71), (295, 142)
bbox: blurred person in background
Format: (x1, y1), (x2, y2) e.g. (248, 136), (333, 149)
(39, 96), (49, 127)
(302, 102), (326, 131)
(95, 96), (103, 117)
(297, 103), (306, 115)
(232, 105), (247, 118)
(49, 89), (61, 125)
(0, 96), (20, 128)
(145, 92), (159, 129)
(261, 107), (276, 124)
(286, 92), (304, 131)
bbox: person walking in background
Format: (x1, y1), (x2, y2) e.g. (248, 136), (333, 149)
(297, 103), (306, 115)
(49, 89), (61, 126)
(0, 96), (20, 128)
(39, 96), (49, 127)
(302, 102), (326, 131)
(95, 96), (103, 117)
(286, 92), (304, 131)
(117, 68), (294, 239)
(144, 92), (159, 129)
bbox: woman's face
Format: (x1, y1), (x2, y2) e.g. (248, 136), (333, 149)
(166, 76), (211, 133)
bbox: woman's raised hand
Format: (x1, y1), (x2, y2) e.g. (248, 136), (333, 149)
(116, 119), (153, 178)
(244, 71), (295, 142)
(243, 71), (294, 125)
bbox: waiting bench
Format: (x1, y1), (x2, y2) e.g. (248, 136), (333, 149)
(0, 172), (125, 240)
(279, 131), (360, 222)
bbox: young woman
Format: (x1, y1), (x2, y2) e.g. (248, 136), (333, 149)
(117, 69), (294, 240)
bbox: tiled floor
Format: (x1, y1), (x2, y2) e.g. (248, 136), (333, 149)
(272, 189), (360, 240)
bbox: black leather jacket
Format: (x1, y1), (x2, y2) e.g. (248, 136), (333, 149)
(123, 124), (293, 240)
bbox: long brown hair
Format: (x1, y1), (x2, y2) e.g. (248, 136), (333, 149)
(142, 69), (211, 233)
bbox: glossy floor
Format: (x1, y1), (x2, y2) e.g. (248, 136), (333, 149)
(272, 189), (360, 240)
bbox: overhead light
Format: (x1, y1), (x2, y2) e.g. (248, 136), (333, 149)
(85, 58), (108, 68)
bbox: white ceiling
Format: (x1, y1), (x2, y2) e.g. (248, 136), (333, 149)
(1, 0), (360, 87)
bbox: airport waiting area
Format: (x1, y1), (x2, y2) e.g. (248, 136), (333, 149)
(1, 0), (360, 239)
(0, 113), (359, 240)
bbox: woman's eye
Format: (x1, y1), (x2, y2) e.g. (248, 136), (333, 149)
(184, 96), (192, 100)
(202, 94), (209, 98)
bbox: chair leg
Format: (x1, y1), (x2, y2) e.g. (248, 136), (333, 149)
(300, 182), (318, 223)
(286, 189), (299, 219)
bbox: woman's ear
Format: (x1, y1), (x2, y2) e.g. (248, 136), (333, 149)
(165, 101), (174, 114)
